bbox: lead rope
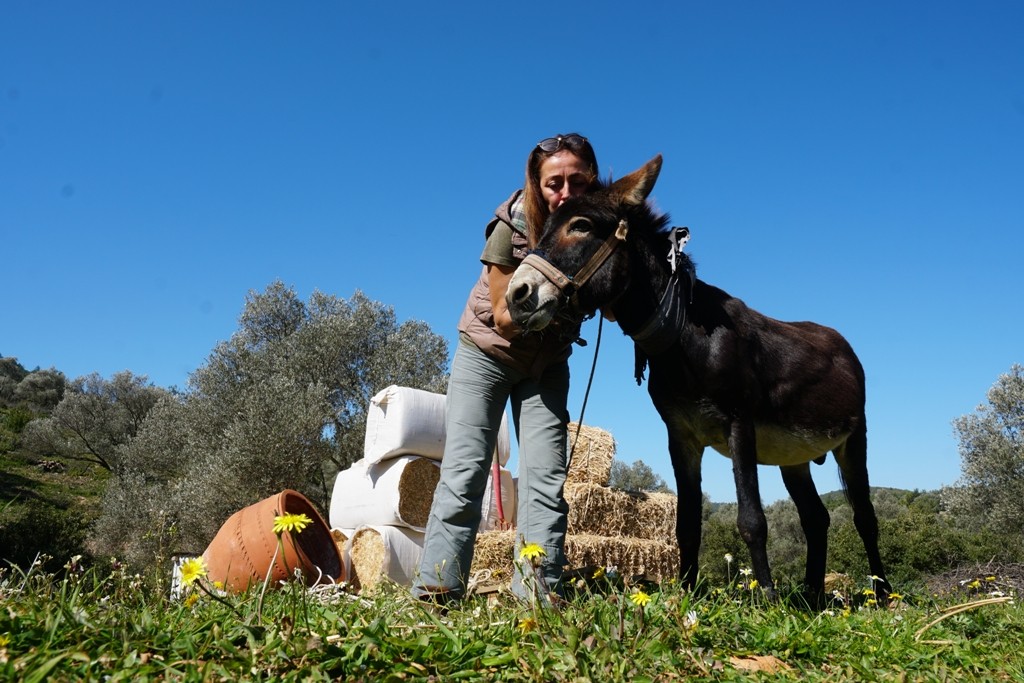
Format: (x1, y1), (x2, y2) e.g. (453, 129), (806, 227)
(569, 314), (604, 463)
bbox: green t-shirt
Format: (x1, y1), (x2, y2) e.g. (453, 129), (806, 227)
(480, 220), (518, 268)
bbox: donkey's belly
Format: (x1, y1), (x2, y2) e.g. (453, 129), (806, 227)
(707, 423), (848, 466)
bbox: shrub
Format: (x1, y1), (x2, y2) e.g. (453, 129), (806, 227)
(0, 498), (90, 573)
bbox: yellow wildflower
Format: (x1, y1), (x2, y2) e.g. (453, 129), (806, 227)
(518, 617), (538, 634)
(967, 579), (982, 590)
(866, 598), (877, 607)
(592, 566), (605, 580)
(629, 590), (652, 607)
(862, 588), (875, 597)
(749, 579), (759, 591)
(986, 575), (997, 582)
(888, 592), (904, 602)
(184, 593), (200, 608)
(0, 634), (9, 647)
(179, 557), (208, 586)
(273, 513), (313, 535)
(519, 543), (546, 562)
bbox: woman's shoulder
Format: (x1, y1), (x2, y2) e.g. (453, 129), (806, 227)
(486, 189), (526, 239)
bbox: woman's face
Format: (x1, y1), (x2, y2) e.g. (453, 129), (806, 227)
(539, 151), (592, 214)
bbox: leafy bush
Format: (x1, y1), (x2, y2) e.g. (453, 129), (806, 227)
(943, 364), (1024, 543)
(0, 498), (90, 573)
(0, 407), (36, 453)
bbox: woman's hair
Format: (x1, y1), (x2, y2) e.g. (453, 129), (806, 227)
(522, 133), (600, 247)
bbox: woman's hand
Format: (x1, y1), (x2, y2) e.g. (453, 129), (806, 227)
(487, 263), (521, 339)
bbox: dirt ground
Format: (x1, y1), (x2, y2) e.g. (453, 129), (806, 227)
(924, 562), (1024, 599)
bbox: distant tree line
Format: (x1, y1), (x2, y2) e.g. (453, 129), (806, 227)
(0, 358), (66, 452)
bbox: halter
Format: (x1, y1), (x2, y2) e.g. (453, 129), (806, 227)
(522, 219), (694, 386)
(521, 218), (630, 309)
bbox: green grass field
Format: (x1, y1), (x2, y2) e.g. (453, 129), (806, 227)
(3, 443), (1022, 681)
(1, 555), (1021, 682)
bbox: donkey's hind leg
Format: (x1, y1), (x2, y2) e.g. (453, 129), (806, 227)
(780, 462), (829, 606)
(833, 423), (890, 598)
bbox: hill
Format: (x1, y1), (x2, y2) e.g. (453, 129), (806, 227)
(0, 446), (109, 571)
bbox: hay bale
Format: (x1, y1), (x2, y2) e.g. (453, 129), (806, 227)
(393, 458), (441, 528)
(329, 456), (441, 531)
(470, 530), (679, 584)
(349, 525), (424, 594)
(471, 530), (517, 583)
(565, 534), (678, 582)
(364, 385), (511, 466)
(566, 482), (676, 544)
(566, 422), (615, 486)
(331, 528), (352, 587)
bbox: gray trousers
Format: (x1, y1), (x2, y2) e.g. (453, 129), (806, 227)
(412, 334), (570, 600)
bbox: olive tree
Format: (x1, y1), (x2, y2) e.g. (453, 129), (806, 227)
(21, 371), (167, 470)
(0, 358), (66, 413)
(609, 458), (672, 493)
(0, 356), (29, 407)
(942, 364), (1024, 538)
(90, 282), (450, 565)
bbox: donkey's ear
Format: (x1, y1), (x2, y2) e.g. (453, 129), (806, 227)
(609, 154), (663, 207)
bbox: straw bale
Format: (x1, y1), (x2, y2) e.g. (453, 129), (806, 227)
(470, 530), (679, 584)
(329, 456), (440, 531)
(364, 385), (511, 465)
(566, 482), (676, 544)
(350, 530), (385, 593)
(396, 457), (441, 528)
(565, 422), (616, 486)
(471, 530), (517, 583)
(330, 528), (353, 588)
(565, 534), (678, 582)
(349, 525), (424, 594)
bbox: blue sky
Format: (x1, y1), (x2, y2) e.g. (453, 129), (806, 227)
(3, 2), (1022, 504)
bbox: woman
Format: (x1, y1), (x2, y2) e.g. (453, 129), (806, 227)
(413, 133), (601, 604)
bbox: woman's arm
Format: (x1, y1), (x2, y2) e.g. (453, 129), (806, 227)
(487, 263), (520, 339)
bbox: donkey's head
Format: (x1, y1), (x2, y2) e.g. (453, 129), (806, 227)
(506, 155), (665, 331)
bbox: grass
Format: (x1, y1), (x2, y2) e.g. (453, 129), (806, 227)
(1, 559), (1022, 682)
(0, 448), (109, 574)
(2, 449), (1020, 680)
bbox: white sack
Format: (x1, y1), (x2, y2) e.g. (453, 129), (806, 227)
(363, 385), (511, 466)
(349, 524), (425, 589)
(480, 466), (517, 531)
(329, 456), (440, 532)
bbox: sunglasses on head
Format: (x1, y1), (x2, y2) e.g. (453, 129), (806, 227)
(536, 134), (588, 153)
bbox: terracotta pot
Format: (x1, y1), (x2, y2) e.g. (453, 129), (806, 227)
(202, 489), (345, 593)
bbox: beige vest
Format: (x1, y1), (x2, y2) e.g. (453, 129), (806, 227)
(457, 203), (579, 378)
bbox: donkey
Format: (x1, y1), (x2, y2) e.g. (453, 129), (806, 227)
(505, 155), (890, 603)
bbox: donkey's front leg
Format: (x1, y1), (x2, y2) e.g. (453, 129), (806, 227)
(729, 419), (776, 599)
(667, 432), (703, 589)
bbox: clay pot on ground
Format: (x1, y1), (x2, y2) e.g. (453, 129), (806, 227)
(202, 489), (345, 593)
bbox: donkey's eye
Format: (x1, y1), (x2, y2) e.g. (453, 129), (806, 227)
(566, 217), (593, 234)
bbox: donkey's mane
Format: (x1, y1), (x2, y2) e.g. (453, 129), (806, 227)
(625, 200), (696, 279)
